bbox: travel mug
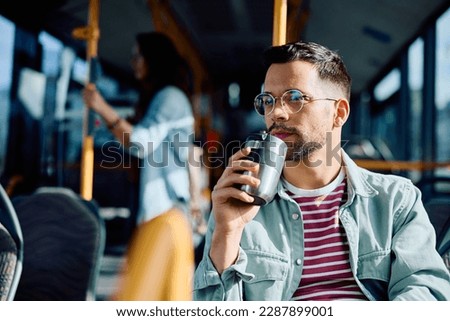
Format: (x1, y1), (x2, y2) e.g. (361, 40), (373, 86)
(240, 131), (287, 205)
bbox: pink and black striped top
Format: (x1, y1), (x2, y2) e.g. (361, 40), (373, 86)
(283, 169), (367, 301)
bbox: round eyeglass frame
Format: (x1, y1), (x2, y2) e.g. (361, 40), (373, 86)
(253, 89), (338, 116)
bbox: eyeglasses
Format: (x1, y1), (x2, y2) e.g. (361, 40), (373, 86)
(254, 89), (338, 116)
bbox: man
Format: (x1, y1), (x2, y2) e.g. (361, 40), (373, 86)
(193, 41), (450, 300)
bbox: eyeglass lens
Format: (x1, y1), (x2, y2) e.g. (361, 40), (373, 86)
(254, 89), (304, 115)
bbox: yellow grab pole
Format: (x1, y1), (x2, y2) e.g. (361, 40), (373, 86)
(80, 135), (95, 200)
(73, 0), (100, 200)
(273, 0), (288, 46)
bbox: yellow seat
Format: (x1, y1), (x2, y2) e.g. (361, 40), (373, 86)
(115, 208), (194, 300)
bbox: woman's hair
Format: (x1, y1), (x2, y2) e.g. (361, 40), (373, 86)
(133, 32), (192, 122)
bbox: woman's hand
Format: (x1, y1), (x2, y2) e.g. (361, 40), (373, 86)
(81, 84), (131, 146)
(82, 84), (108, 114)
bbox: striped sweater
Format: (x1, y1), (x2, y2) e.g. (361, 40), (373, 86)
(283, 170), (367, 301)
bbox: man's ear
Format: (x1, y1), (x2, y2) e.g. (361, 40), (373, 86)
(333, 99), (350, 128)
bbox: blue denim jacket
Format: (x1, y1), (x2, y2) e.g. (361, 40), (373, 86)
(130, 86), (194, 223)
(193, 151), (450, 301)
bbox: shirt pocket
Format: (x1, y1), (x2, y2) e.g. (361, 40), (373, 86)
(357, 249), (391, 282)
(241, 250), (289, 300)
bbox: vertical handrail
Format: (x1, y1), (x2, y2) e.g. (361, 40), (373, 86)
(273, 0), (288, 46)
(73, 0), (100, 200)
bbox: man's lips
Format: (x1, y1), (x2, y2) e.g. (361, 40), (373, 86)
(271, 132), (291, 139)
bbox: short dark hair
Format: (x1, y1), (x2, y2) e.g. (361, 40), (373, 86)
(263, 41), (352, 99)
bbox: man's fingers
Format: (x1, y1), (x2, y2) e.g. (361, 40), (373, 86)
(215, 171), (259, 190)
(228, 147), (252, 164)
(212, 186), (255, 204)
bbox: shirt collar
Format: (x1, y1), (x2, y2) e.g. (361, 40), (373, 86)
(276, 149), (378, 199)
(341, 150), (378, 198)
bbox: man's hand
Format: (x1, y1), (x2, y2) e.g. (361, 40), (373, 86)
(209, 147), (261, 273)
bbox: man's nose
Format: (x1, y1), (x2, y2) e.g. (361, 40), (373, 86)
(271, 98), (289, 120)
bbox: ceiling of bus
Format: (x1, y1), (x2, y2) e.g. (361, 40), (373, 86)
(1, 0), (449, 95)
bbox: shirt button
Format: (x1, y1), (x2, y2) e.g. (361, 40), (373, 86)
(295, 259), (302, 265)
(291, 213), (300, 220)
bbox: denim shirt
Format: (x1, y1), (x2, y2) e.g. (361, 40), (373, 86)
(130, 86), (194, 223)
(193, 151), (450, 301)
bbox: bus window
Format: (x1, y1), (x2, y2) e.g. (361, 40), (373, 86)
(436, 8), (450, 172)
(0, 15), (15, 177)
(408, 38), (424, 182)
(38, 31), (63, 77)
(408, 38), (424, 162)
(372, 68), (401, 160)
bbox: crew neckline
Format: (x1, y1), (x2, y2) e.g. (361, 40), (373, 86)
(282, 167), (346, 197)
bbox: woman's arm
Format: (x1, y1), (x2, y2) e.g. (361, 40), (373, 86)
(82, 84), (133, 146)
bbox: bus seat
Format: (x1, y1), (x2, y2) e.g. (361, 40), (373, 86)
(0, 223), (17, 301)
(423, 198), (450, 273)
(12, 189), (105, 300)
(424, 199), (450, 242)
(0, 184), (23, 300)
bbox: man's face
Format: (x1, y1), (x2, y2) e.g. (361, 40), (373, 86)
(263, 60), (337, 163)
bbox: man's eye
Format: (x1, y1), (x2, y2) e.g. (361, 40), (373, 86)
(263, 98), (273, 105)
(288, 94), (302, 102)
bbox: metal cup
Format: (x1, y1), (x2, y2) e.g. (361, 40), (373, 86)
(240, 132), (287, 205)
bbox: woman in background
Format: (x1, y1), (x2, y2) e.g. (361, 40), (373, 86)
(83, 32), (194, 224)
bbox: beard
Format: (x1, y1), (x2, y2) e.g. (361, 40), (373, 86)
(287, 140), (323, 161)
(268, 123), (325, 162)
